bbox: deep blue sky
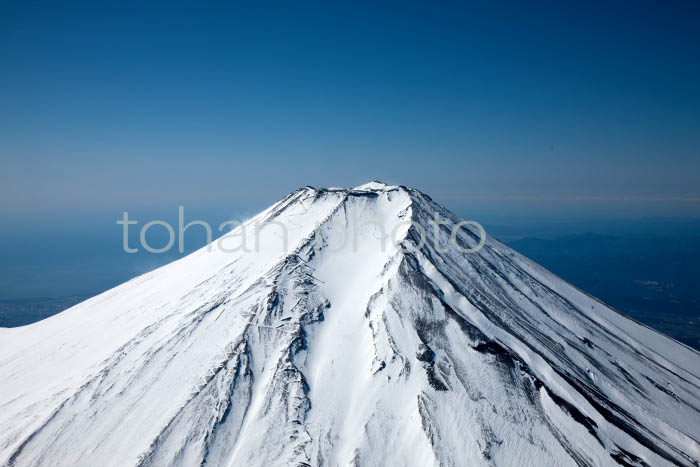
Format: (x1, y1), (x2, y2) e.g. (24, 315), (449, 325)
(2, 0), (700, 223)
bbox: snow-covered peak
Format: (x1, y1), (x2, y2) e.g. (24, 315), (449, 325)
(1, 184), (699, 466)
(353, 180), (398, 191)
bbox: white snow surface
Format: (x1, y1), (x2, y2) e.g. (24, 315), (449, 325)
(1, 182), (700, 467)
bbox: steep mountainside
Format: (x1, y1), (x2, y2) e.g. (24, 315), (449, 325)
(1, 182), (699, 467)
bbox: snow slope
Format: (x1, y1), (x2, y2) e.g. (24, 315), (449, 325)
(1, 182), (699, 467)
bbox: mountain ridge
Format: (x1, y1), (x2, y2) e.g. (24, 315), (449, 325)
(1, 182), (699, 466)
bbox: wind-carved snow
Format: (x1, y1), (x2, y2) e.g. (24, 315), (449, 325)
(1, 182), (700, 467)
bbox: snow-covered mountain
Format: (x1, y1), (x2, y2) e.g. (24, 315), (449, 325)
(1, 182), (699, 467)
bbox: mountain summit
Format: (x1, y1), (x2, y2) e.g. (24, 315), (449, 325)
(1, 183), (699, 466)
